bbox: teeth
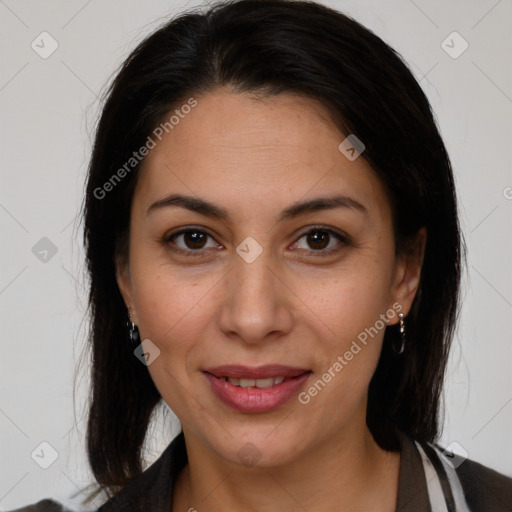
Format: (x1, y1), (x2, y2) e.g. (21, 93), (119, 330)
(239, 378), (256, 388)
(254, 378), (274, 389)
(223, 376), (286, 388)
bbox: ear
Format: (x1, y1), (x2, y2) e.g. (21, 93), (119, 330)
(115, 256), (137, 323)
(388, 227), (427, 324)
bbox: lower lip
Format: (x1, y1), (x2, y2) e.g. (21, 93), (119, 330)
(204, 372), (311, 413)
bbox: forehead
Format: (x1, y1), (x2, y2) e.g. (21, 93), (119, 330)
(134, 88), (391, 223)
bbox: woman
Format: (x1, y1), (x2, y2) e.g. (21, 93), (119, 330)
(11, 0), (512, 510)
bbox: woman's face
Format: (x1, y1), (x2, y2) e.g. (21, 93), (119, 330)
(117, 88), (423, 467)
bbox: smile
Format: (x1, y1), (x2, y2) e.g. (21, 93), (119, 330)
(218, 376), (285, 388)
(203, 365), (312, 413)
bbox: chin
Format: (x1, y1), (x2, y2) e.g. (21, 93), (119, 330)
(203, 421), (314, 469)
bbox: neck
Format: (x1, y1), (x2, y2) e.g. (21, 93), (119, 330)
(173, 424), (400, 512)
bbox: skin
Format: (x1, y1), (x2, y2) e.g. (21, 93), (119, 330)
(116, 88), (426, 512)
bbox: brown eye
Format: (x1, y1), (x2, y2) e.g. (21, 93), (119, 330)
(178, 230), (209, 249)
(306, 231), (330, 250)
(165, 229), (220, 256)
(294, 228), (348, 256)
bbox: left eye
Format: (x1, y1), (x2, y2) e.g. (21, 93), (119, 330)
(164, 227), (347, 257)
(293, 229), (346, 255)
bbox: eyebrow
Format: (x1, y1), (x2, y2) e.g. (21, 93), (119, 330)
(147, 193), (367, 221)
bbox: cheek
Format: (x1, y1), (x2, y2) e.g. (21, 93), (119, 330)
(133, 270), (211, 352)
(128, 253), (223, 392)
(130, 268), (214, 422)
(297, 256), (395, 408)
(306, 256), (394, 347)
(310, 286), (388, 382)
(128, 236), (213, 335)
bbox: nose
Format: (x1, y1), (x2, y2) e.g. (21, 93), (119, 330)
(217, 241), (294, 345)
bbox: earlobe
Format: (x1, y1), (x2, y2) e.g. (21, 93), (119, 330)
(389, 227), (427, 323)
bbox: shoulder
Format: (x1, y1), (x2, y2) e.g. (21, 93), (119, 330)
(4, 499), (76, 512)
(455, 457), (512, 511)
(399, 432), (512, 512)
(4, 433), (187, 512)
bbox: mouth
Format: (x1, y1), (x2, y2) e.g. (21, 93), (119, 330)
(203, 365), (312, 413)
(217, 376), (287, 389)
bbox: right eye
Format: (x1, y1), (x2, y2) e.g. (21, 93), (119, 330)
(164, 228), (223, 256)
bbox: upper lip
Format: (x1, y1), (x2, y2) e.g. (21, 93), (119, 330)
(203, 364), (310, 379)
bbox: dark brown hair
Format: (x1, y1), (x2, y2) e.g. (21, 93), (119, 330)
(82, 0), (463, 501)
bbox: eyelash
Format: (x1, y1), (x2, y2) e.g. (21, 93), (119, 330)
(162, 226), (350, 258)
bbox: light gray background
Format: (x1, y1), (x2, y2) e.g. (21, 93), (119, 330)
(1, 0), (511, 509)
